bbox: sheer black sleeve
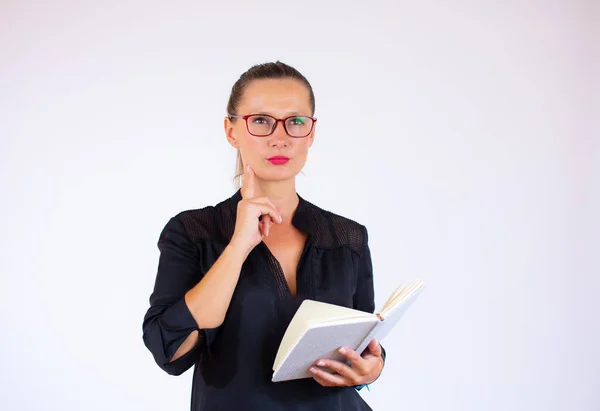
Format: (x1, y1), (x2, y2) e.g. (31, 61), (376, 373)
(142, 216), (217, 376)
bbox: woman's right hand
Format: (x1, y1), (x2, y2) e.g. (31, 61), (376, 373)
(229, 165), (282, 256)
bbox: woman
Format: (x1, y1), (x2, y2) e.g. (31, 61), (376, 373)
(142, 61), (385, 410)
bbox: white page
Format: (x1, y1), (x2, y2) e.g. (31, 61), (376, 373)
(380, 281), (425, 319)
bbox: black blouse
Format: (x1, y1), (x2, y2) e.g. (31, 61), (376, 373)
(142, 189), (385, 411)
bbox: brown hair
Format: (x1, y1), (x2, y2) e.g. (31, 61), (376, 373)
(226, 61), (316, 188)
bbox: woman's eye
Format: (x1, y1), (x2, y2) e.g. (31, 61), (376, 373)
(252, 117), (268, 124)
(289, 117), (305, 125)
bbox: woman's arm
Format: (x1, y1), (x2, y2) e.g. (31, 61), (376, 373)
(142, 216), (248, 375)
(143, 168), (282, 375)
(168, 242), (248, 362)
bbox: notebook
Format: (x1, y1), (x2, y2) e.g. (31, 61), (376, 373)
(272, 280), (425, 382)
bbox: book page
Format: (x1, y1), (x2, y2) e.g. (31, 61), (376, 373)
(304, 300), (375, 326)
(380, 280), (425, 319)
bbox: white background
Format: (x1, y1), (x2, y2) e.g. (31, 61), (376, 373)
(1, 1), (598, 410)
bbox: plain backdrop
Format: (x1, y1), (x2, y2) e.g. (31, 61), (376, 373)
(1, 1), (598, 410)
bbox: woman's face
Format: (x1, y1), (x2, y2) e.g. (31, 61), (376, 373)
(225, 78), (315, 183)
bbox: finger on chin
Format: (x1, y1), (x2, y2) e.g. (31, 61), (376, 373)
(242, 165), (255, 198)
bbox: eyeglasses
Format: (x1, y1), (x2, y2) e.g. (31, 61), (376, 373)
(228, 113), (317, 138)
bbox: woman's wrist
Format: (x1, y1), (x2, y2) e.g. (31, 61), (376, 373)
(225, 239), (253, 262)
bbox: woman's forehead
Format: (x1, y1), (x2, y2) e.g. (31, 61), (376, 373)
(239, 78), (312, 115)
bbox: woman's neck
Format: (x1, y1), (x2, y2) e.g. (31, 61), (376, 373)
(254, 178), (299, 224)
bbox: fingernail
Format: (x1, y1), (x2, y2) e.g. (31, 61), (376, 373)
(339, 347), (346, 354)
(317, 360), (325, 366)
(309, 367), (317, 373)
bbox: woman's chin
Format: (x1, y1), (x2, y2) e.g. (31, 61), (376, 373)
(259, 168), (298, 182)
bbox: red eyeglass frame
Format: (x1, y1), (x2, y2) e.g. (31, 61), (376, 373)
(228, 113), (317, 138)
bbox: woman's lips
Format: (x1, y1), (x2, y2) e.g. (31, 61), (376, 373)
(268, 156), (290, 165)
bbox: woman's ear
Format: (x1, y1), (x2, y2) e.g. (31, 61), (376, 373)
(224, 116), (238, 148)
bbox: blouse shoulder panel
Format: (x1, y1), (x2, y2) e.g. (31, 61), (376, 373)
(305, 201), (367, 254)
(174, 197), (235, 244)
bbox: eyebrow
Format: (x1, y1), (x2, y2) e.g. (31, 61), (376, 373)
(251, 111), (310, 117)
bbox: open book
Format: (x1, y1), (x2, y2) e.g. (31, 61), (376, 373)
(271, 280), (425, 382)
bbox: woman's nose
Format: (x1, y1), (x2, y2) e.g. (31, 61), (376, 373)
(270, 122), (289, 145)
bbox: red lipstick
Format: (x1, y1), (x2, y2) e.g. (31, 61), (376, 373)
(268, 156), (290, 165)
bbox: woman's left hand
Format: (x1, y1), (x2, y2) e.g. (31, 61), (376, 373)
(309, 339), (384, 387)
